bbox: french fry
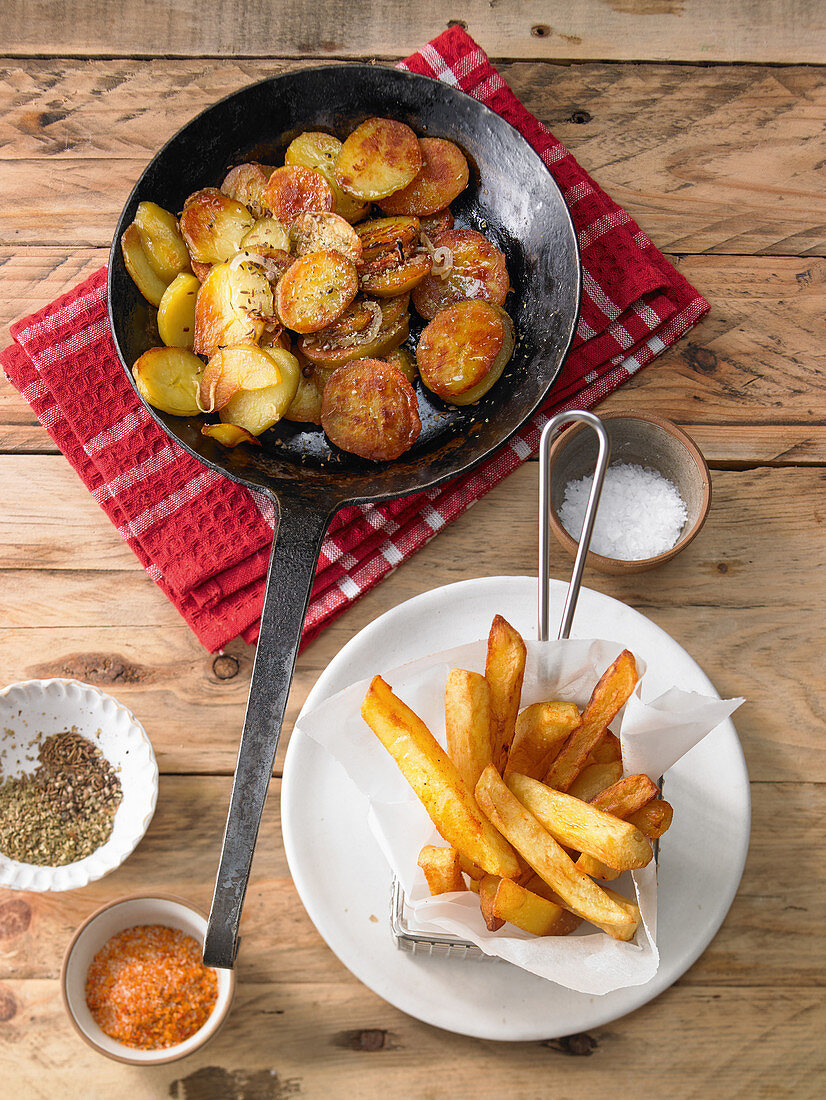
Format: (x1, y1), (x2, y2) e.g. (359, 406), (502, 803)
(507, 773), (653, 871)
(524, 874), (640, 939)
(458, 854), (485, 881)
(566, 761), (624, 802)
(479, 875), (582, 937)
(628, 798), (674, 839)
(544, 650), (638, 792)
(474, 765), (638, 940)
(575, 776), (664, 879)
(485, 615), (527, 770)
(444, 669), (493, 792)
(361, 676), (521, 879)
(586, 730), (622, 766)
(417, 845), (467, 895)
(504, 700), (580, 780)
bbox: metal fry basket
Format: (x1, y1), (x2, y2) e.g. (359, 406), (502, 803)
(391, 410), (613, 957)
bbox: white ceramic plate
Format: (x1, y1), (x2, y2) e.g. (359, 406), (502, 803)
(281, 577), (750, 1041)
(0, 679), (158, 891)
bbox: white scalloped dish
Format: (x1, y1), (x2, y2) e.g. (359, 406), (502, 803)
(0, 679), (158, 891)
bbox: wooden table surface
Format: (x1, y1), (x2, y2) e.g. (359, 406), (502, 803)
(1, 3), (824, 1096)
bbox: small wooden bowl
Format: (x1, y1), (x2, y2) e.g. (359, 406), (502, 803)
(547, 413), (711, 575)
(61, 894), (235, 1064)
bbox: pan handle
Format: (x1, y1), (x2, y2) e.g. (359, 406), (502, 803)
(203, 494), (333, 969)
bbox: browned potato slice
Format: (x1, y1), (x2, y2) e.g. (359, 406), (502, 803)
(219, 348), (301, 435)
(321, 359), (421, 461)
(191, 260), (212, 283)
(193, 262), (267, 358)
(157, 272), (200, 349)
(418, 846), (467, 896)
(220, 163), (274, 218)
(419, 208), (454, 235)
(290, 212), (362, 263)
(418, 300), (514, 405)
(379, 138), (469, 217)
(356, 215), (420, 261)
(285, 131), (369, 223)
(198, 345), (284, 412)
(283, 358), (334, 424)
(240, 216), (290, 254)
(335, 118), (422, 201)
(121, 223), (168, 306)
(275, 250), (358, 334)
(383, 345), (416, 384)
(359, 250), (432, 297)
(299, 294), (409, 366)
(132, 346), (203, 416)
(133, 202), (191, 283)
(263, 166), (333, 226)
(201, 422), (261, 448)
(412, 229), (509, 320)
(180, 188), (255, 264)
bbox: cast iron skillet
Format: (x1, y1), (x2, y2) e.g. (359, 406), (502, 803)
(108, 64), (581, 968)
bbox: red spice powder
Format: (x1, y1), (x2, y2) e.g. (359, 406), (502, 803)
(85, 924), (218, 1049)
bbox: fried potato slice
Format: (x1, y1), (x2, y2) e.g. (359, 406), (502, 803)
(382, 345), (417, 384)
(180, 188), (255, 264)
(587, 731), (622, 766)
(282, 357), (333, 425)
(193, 261), (268, 358)
(479, 875), (582, 937)
(418, 301), (514, 406)
(485, 615), (527, 772)
(285, 131), (369, 223)
(240, 216), (291, 254)
(335, 118), (422, 201)
(290, 211), (362, 263)
(299, 294), (409, 367)
(474, 765), (638, 940)
(504, 701), (581, 781)
(121, 223), (168, 306)
(574, 774), (660, 879)
(508, 773), (653, 871)
(132, 346), (203, 416)
(217, 347), (301, 435)
(220, 162), (274, 218)
(412, 228), (509, 320)
(566, 761), (624, 803)
(133, 201), (191, 284)
(157, 272), (200, 349)
(361, 677), (521, 878)
(201, 422), (260, 448)
(627, 798), (673, 839)
(359, 250), (432, 297)
(418, 845), (467, 896)
(263, 165), (333, 226)
(544, 650), (639, 792)
(191, 260), (212, 283)
(444, 669), (493, 794)
(199, 344), (283, 412)
(419, 208), (454, 235)
(321, 358), (421, 461)
(379, 138), (469, 216)
(275, 250), (358, 334)
(458, 855), (485, 881)
(356, 215), (421, 260)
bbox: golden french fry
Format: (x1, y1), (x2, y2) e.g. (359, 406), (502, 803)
(628, 798), (673, 839)
(444, 669), (493, 792)
(504, 701), (581, 780)
(524, 873), (640, 937)
(417, 845), (467, 896)
(544, 650), (638, 792)
(361, 677), (521, 879)
(474, 765), (638, 940)
(507, 773), (653, 871)
(458, 854), (485, 881)
(485, 615), (527, 770)
(566, 761), (624, 803)
(586, 730), (622, 766)
(575, 775), (663, 879)
(479, 875), (582, 937)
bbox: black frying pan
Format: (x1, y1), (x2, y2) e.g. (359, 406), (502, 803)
(108, 64), (581, 968)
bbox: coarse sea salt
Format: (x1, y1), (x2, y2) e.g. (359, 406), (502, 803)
(558, 462), (688, 560)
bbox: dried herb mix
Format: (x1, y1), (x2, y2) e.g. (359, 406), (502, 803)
(0, 730), (122, 865)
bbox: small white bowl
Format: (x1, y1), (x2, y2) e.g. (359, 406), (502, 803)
(0, 679), (158, 891)
(61, 894), (236, 1064)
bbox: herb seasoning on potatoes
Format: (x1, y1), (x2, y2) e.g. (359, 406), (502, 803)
(122, 116), (513, 461)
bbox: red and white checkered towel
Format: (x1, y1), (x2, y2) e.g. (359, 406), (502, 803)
(1, 28), (709, 652)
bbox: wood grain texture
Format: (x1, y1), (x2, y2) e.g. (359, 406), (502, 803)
(0, 462), (823, 782)
(1, 59), (824, 255)
(2, 0), (825, 64)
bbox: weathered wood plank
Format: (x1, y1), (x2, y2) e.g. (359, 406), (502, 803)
(2, 251), (825, 462)
(1, 0), (824, 64)
(0, 777), (822, 991)
(0, 464), (823, 782)
(1, 60), (824, 255)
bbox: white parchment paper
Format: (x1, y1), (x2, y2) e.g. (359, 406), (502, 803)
(295, 636), (743, 995)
